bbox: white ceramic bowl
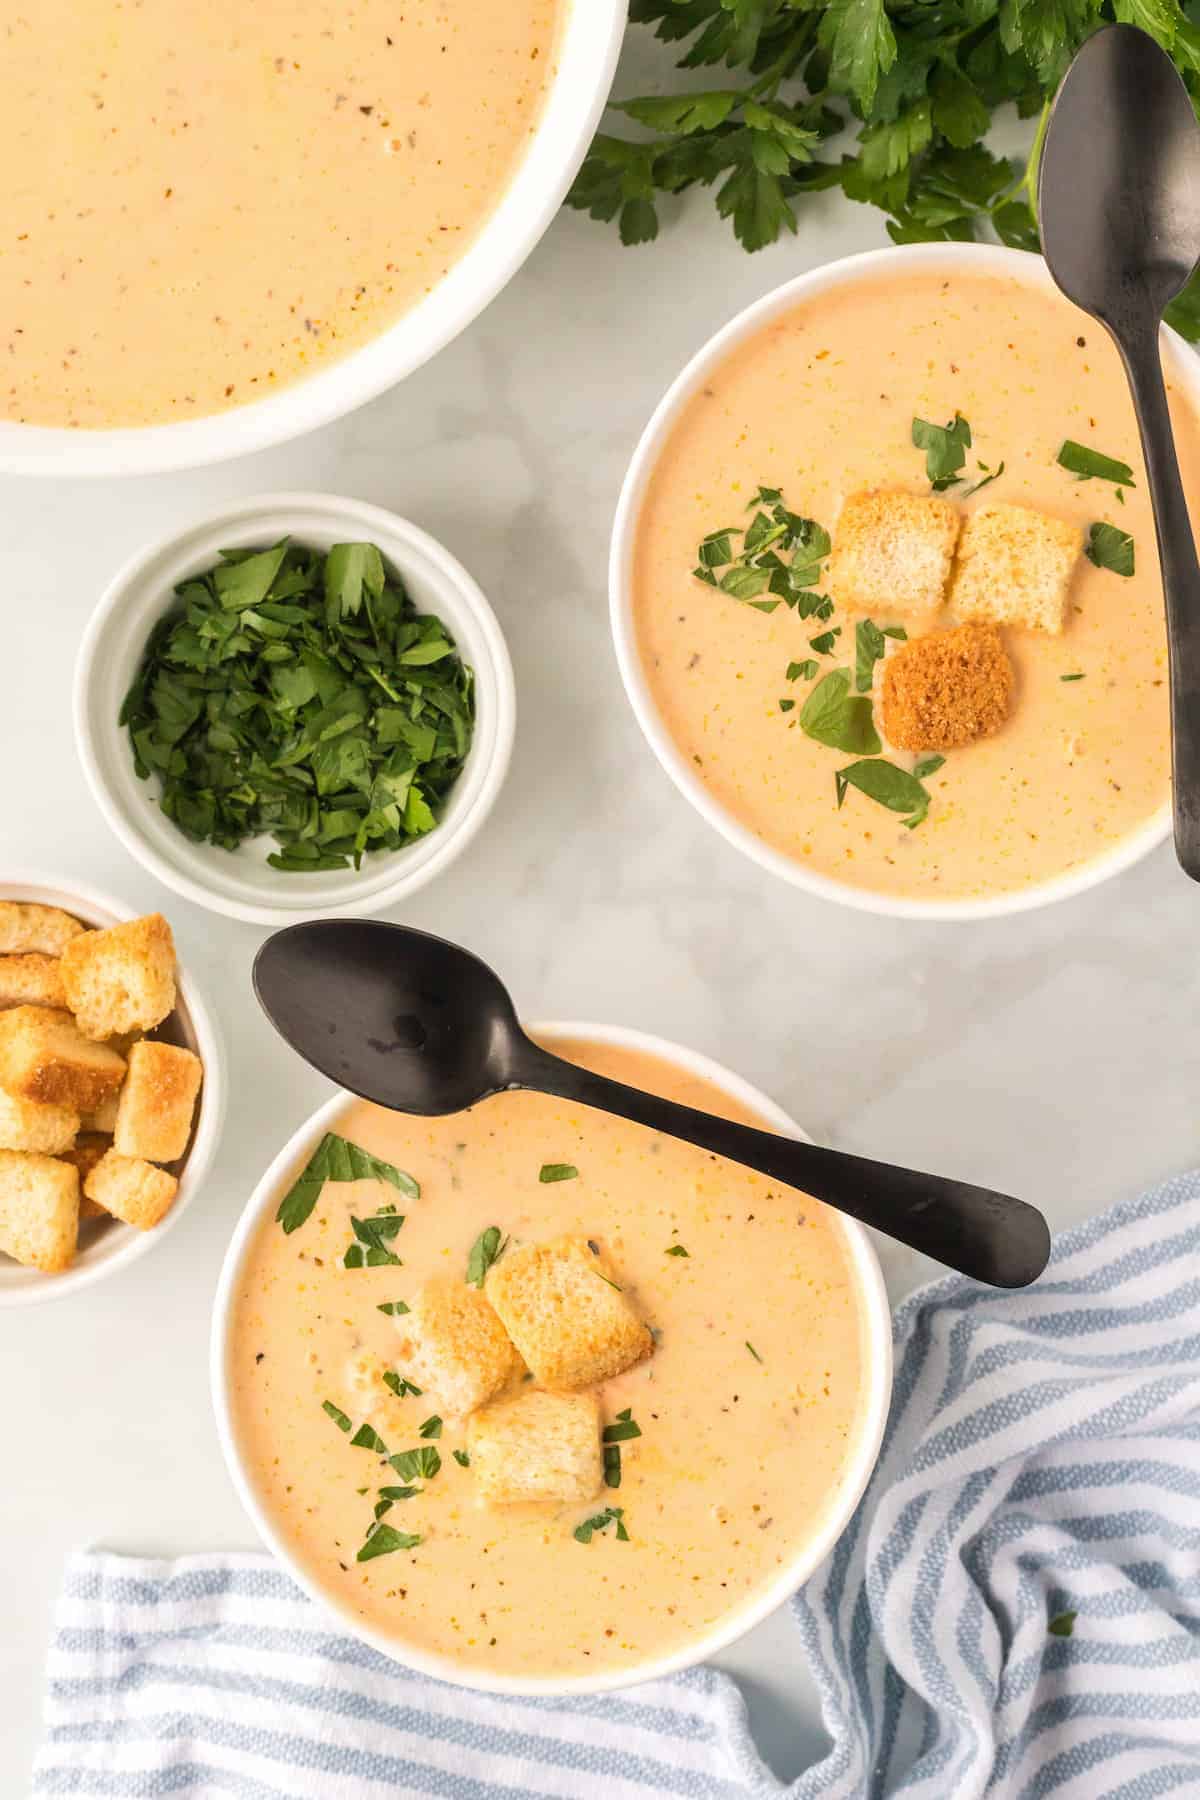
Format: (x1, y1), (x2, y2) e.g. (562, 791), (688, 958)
(0, 1), (626, 477)
(211, 1020), (892, 1697)
(610, 242), (1178, 922)
(0, 874), (225, 1308)
(75, 494), (516, 927)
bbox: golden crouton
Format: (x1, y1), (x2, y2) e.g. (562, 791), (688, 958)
(486, 1235), (653, 1391)
(396, 1276), (521, 1418)
(0, 1087), (79, 1156)
(0, 902), (86, 958)
(882, 622), (1015, 752)
(0, 1006), (126, 1112)
(951, 503), (1082, 634)
(113, 1041), (201, 1164)
(83, 1092), (121, 1135)
(830, 490), (961, 618)
(0, 1148), (79, 1271)
(0, 954), (67, 1011)
(60, 1135), (114, 1218)
(468, 1388), (602, 1506)
(83, 1148), (178, 1230)
(61, 913), (177, 1041)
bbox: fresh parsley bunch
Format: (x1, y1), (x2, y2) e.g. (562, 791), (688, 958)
(122, 538), (474, 872)
(569, 0), (1200, 340)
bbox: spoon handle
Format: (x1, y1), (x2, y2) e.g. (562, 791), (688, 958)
(514, 1042), (1050, 1288)
(1119, 327), (1200, 880)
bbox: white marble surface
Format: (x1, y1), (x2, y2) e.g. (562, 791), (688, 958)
(4, 30), (1200, 1793)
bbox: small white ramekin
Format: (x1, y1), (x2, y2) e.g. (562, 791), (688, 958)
(0, 1), (625, 476)
(610, 242), (1178, 922)
(74, 494), (516, 927)
(210, 1020), (892, 1697)
(0, 873), (225, 1308)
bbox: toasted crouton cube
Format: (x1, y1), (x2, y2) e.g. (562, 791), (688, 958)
(0, 1007), (126, 1112)
(0, 903), (86, 958)
(396, 1277), (520, 1418)
(0, 1088), (79, 1155)
(60, 1135), (114, 1218)
(84, 1148), (177, 1230)
(830, 490), (961, 618)
(468, 1388), (602, 1506)
(61, 913), (177, 1041)
(486, 1236), (653, 1391)
(0, 954), (67, 1011)
(882, 622), (1015, 752)
(83, 1091), (121, 1135)
(0, 1148), (79, 1271)
(951, 503), (1082, 634)
(113, 1041), (201, 1164)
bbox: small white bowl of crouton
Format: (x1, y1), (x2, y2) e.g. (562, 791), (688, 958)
(0, 877), (223, 1306)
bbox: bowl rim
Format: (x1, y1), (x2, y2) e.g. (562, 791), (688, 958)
(209, 1019), (893, 1697)
(0, 871), (225, 1308)
(609, 240), (1177, 923)
(0, 0), (627, 477)
(73, 492), (517, 927)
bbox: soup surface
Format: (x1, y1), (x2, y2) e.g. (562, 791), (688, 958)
(229, 1037), (872, 1682)
(0, 0), (561, 427)
(632, 270), (1195, 903)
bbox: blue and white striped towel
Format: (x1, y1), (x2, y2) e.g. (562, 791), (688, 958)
(35, 1173), (1200, 1799)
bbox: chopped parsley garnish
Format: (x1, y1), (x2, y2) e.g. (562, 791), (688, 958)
(664, 1244), (689, 1257)
(787, 659), (819, 682)
(350, 1423), (389, 1454)
(779, 698), (795, 713)
(1086, 523), (1135, 576)
(466, 1225), (508, 1288)
(854, 619), (888, 693)
(377, 1484), (420, 1504)
(800, 670), (881, 756)
(1057, 441), (1135, 488)
(418, 1415), (443, 1440)
(121, 538), (475, 874)
(912, 754), (946, 780)
(603, 1410), (643, 1445)
(1060, 672), (1086, 683)
(276, 1134), (418, 1235)
(745, 1340), (764, 1363)
(388, 1446), (441, 1482)
(377, 1300), (410, 1316)
(539, 1163), (579, 1183)
(382, 1372), (422, 1399)
(837, 758), (933, 830)
(1047, 1610), (1077, 1638)
(574, 1506), (629, 1544)
(356, 1521), (421, 1563)
(323, 1400), (353, 1433)
(693, 487), (832, 615)
(963, 460), (1005, 497)
(343, 1205), (404, 1269)
(453, 1449), (470, 1468)
(912, 414), (971, 490)
(809, 628), (840, 656)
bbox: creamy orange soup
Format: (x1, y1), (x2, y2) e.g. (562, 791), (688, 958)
(632, 270), (1194, 903)
(0, 1), (561, 427)
(228, 1037), (872, 1682)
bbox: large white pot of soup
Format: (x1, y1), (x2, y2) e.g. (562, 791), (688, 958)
(211, 1023), (891, 1695)
(611, 243), (1187, 920)
(0, 0), (625, 476)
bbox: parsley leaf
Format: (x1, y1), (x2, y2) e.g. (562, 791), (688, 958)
(1057, 441), (1135, 487)
(836, 758), (932, 828)
(854, 619), (889, 692)
(418, 1415), (443, 1440)
(539, 1163), (579, 1183)
(323, 1400), (353, 1433)
(693, 489), (831, 612)
(787, 659), (819, 682)
(356, 1522), (421, 1563)
(343, 1206), (404, 1269)
(665, 1243), (690, 1257)
(800, 670), (882, 755)
(466, 1226), (508, 1288)
(377, 1300), (410, 1316)
(453, 1449), (470, 1468)
(388, 1447), (441, 1481)
(382, 1372), (422, 1399)
(276, 1133), (417, 1235)
(573, 1506), (630, 1544)
(1086, 522), (1135, 576)
(912, 414), (971, 488)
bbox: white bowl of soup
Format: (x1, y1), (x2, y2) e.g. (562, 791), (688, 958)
(0, 1), (625, 475)
(212, 1024), (891, 1695)
(611, 243), (1190, 919)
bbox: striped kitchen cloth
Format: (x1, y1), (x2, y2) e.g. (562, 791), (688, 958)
(34, 1171), (1200, 1799)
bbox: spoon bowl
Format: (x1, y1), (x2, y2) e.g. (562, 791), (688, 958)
(254, 919), (1052, 1289)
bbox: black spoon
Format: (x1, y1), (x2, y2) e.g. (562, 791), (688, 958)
(1039, 23), (1200, 881)
(253, 920), (1051, 1289)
